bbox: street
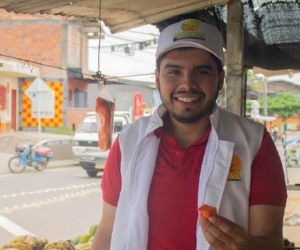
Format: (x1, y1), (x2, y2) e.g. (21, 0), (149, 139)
(0, 149), (299, 247)
(0, 166), (103, 246)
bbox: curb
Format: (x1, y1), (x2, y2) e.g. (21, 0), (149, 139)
(47, 160), (80, 169)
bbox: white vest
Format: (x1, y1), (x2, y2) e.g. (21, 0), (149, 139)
(110, 105), (264, 250)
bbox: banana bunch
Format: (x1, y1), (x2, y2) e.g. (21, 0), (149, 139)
(9, 235), (48, 250)
(44, 241), (75, 250)
(74, 242), (92, 250)
(0, 243), (33, 250)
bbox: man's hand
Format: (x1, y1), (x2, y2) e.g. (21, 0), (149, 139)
(199, 205), (285, 250)
(199, 215), (249, 250)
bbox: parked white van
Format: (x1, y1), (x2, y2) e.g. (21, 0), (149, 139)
(72, 113), (128, 157)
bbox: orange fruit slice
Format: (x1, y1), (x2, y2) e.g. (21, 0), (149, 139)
(198, 204), (217, 218)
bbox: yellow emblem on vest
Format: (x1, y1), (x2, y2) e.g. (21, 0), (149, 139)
(227, 155), (242, 181)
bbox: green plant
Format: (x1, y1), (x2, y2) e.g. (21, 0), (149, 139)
(43, 127), (75, 136)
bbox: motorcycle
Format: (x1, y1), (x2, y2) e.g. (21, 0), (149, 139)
(8, 143), (53, 173)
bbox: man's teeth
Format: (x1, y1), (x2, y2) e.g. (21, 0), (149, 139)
(177, 97), (198, 102)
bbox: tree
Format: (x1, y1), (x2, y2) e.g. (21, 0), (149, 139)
(267, 93), (300, 118)
(247, 92), (300, 131)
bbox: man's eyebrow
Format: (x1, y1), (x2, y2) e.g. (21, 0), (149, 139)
(163, 63), (214, 71)
(194, 65), (213, 71)
(163, 63), (182, 69)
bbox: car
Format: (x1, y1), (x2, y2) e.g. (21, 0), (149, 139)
(79, 151), (110, 177)
(72, 113), (129, 157)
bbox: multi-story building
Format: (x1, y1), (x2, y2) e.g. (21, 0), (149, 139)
(0, 9), (160, 132)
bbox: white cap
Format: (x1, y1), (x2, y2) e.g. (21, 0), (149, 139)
(155, 19), (224, 66)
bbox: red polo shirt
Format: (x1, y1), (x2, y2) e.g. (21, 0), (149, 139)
(101, 128), (287, 250)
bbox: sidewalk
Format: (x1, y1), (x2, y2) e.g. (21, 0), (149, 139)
(47, 159), (79, 168)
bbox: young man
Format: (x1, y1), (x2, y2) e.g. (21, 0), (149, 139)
(92, 19), (287, 250)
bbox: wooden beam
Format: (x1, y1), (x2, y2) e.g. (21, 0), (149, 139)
(226, 0), (245, 116)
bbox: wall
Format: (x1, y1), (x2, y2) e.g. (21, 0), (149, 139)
(0, 9), (88, 72)
(19, 78), (66, 131)
(0, 12), (62, 73)
(0, 57), (42, 132)
(270, 117), (300, 136)
(67, 78), (89, 108)
(106, 83), (158, 109)
(268, 81), (300, 96)
(0, 9), (93, 132)
(67, 108), (94, 131)
(253, 67), (300, 78)
(257, 116), (300, 137)
(0, 75), (18, 132)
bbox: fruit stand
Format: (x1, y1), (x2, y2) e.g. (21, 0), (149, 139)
(1, 226), (299, 249)
(0, 224), (97, 250)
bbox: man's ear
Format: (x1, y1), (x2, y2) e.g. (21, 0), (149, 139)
(155, 69), (159, 90)
(218, 70), (225, 91)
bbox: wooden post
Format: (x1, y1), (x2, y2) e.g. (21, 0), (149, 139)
(226, 0), (245, 116)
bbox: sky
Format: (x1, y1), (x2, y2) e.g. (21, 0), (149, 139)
(88, 24), (160, 84)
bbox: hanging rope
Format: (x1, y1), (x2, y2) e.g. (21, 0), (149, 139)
(92, 0), (106, 84)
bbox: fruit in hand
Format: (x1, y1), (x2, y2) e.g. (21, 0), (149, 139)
(198, 204), (217, 218)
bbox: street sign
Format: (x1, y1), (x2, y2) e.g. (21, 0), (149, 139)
(24, 77), (55, 118)
(24, 77), (55, 146)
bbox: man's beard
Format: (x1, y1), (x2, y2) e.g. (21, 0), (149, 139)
(160, 90), (219, 124)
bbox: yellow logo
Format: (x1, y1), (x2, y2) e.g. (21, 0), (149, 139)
(173, 20), (205, 42)
(181, 20), (199, 32)
(227, 155), (242, 181)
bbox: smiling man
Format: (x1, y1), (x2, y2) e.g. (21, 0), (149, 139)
(92, 19), (287, 250)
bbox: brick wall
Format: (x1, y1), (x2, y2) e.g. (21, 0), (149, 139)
(0, 10), (63, 67)
(0, 23), (62, 67)
(0, 9), (93, 131)
(0, 8), (87, 70)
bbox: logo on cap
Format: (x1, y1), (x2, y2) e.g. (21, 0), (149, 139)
(173, 19), (206, 42)
(181, 19), (199, 31)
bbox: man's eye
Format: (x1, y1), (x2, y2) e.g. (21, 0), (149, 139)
(196, 70), (209, 75)
(168, 69), (180, 74)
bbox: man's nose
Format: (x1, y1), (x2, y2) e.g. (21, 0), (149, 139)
(180, 73), (197, 89)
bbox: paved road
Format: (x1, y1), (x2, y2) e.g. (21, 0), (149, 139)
(0, 137), (299, 247)
(0, 166), (103, 246)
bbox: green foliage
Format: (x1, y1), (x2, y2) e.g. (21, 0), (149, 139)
(43, 126), (75, 135)
(265, 92), (300, 118)
(247, 92), (300, 119)
(246, 93), (300, 134)
(246, 100), (252, 112)
(246, 70), (258, 81)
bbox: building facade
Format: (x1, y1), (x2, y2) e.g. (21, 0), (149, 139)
(0, 9), (97, 132)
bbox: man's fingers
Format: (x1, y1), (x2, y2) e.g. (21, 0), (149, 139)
(200, 216), (249, 249)
(200, 217), (234, 244)
(208, 215), (247, 239)
(201, 225), (227, 249)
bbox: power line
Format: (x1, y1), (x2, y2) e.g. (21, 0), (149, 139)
(0, 53), (154, 80)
